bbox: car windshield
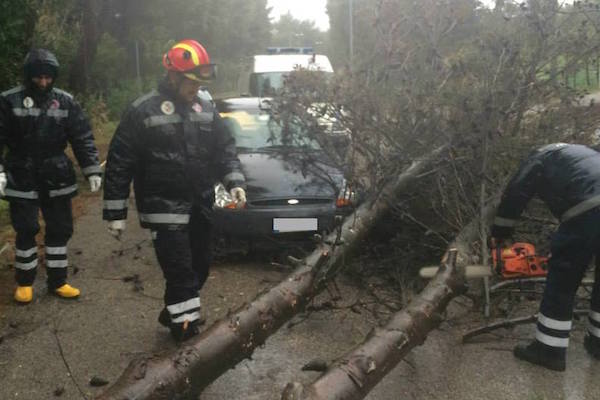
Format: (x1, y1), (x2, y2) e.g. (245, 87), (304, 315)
(220, 110), (320, 151)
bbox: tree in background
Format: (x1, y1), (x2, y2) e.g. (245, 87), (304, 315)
(9, 0), (272, 116)
(326, 0), (377, 69)
(0, 1), (37, 89)
(175, 0), (272, 94)
(270, 12), (327, 52)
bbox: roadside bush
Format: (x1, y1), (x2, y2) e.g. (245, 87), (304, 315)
(105, 79), (154, 120)
(82, 94), (110, 128)
(89, 33), (129, 92)
(0, 201), (10, 236)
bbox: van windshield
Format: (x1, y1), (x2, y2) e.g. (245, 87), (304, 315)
(249, 72), (286, 97)
(249, 71), (333, 97)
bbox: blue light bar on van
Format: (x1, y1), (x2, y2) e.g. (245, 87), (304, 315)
(266, 47), (314, 55)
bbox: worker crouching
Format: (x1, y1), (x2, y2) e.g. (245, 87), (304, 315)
(491, 143), (600, 371)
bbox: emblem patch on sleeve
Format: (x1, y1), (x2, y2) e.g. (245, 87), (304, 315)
(161, 101), (175, 115)
(23, 97), (34, 109)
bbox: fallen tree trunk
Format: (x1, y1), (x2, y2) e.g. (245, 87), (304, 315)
(96, 146), (448, 400)
(279, 198), (500, 400)
(280, 250), (465, 400)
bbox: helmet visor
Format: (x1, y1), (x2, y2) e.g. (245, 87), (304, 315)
(184, 64), (217, 82)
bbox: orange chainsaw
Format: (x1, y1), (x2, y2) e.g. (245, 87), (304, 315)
(419, 242), (548, 279)
(492, 242), (548, 279)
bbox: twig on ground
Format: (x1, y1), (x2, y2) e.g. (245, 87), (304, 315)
(484, 347), (513, 352)
(52, 326), (89, 399)
(135, 292), (162, 301)
(365, 284), (401, 313)
(462, 309), (589, 343)
(399, 211), (449, 245)
(111, 239), (149, 257)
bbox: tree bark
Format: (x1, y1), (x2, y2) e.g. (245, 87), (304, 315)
(281, 250), (465, 400)
(95, 146), (448, 400)
(279, 198), (501, 400)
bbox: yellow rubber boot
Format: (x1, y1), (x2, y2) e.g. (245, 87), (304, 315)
(14, 286), (33, 303)
(54, 284), (80, 299)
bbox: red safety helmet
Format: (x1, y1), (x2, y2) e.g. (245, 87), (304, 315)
(162, 39), (217, 82)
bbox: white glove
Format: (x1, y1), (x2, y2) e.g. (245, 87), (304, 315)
(230, 187), (246, 208)
(88, 175), (102, 192)
(107, 220), (126, 240)
(0, 171), (6, 197)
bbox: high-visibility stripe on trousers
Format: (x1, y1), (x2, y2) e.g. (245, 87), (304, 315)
(15, 246), (38, 271)
(151, 206), (212, 324)
(46, 246), (68, 269)
(9, 197), (73, 288)
(589, 310), (600, 339)
(538, 207), (600, 350)
(167, 297), (202, 324)
(535, 313), (571, 348)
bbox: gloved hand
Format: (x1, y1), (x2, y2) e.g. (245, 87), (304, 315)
(0, 171), (6, 197)
(107, 220), (126, 240)
(230, 187), (246, 208)
(88, 175), (102, 192)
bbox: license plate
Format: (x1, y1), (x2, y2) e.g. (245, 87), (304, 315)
(273, 218), (318, 233)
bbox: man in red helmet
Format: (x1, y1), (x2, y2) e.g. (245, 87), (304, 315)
(102, 40), (245, 341)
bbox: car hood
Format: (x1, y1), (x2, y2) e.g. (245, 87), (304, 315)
(239, 151), (343, 201)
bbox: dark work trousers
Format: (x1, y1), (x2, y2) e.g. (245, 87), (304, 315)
(152, 207), (212, 322)
(9, 196), (73, 289)
(536, 207), (600, 350)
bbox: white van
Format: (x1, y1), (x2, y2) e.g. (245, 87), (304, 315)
(249, 47), (334, 97)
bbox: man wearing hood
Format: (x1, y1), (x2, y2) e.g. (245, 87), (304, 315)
(0, 49), (102, 303)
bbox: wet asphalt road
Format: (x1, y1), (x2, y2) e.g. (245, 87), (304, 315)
(0, 197), (599, 400)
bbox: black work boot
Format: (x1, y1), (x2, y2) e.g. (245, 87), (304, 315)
(513, 340), (566, 371)
(170, 320), (200, 342)
(584, 335), (600, 360)
(158, 307), (170, 327)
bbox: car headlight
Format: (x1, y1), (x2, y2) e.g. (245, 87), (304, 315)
(336, 179), (356, 208)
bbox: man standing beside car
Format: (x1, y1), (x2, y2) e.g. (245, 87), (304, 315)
(0, 49), (102, 303)
(102, 39), (246, 342)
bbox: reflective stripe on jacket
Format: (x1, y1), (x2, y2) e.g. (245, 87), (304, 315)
(0, 85), (101, 200)
(102, 81), (244, 230)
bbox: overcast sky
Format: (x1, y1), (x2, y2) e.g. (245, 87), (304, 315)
(267, 0), (497, 32)
(267, 0), (574, 33)
(267, 0), (330, 31)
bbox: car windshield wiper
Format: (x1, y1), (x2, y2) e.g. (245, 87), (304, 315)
(236, 146), (256, 152)
(261, 144), (322, 152)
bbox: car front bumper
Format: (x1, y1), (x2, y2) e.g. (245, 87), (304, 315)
(213, 203), (339, 237)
